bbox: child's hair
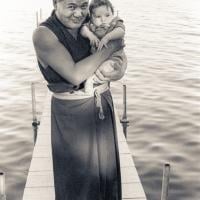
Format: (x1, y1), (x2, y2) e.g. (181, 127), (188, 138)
(89, 0), (114, 15)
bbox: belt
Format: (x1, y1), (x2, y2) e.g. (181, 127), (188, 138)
(52, 83), (109, 120)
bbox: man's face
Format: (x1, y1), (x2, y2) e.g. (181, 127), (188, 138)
(55, 0), (89, 29)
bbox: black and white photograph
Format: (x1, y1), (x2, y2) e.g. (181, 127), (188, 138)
(0, 0), (199, 200)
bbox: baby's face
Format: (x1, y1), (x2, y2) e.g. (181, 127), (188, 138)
(91, 5), (114, 27)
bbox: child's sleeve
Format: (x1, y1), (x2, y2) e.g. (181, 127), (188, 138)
(111, 17), (125, 31)
(111, 18), (125, 62)
(111, 50), (124, 63)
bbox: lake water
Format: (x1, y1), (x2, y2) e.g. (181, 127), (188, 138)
(0, 0), (199, 200)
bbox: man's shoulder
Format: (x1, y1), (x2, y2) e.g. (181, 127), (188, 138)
(32, 26), (58, 50)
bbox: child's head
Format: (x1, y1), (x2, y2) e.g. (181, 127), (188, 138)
(89, 0), (114, 27)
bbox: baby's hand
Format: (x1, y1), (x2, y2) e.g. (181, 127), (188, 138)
(98, 36), (110, 51)
(88, 33), (100, 48)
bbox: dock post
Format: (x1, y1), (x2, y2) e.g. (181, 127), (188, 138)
(161, 163), (171, 200)
(0, 172), (6, 200)
(39, 8), (42, 21)
(36, 11), (39, 27)
(120, 84), (129, 138)
(31, 82), (40, 144)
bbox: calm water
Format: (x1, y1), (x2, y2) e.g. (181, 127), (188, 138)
(0, 0), (200, 200)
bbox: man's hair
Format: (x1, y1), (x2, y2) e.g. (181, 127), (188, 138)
(89, 0), (114, 15)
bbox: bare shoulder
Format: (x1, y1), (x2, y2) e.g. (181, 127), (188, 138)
(32, 26), (58, 51)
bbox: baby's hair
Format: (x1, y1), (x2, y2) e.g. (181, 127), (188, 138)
(89, 0), (114, 15)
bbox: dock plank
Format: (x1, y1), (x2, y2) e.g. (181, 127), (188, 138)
(23, 187), (55, 200)
(23, 92), (147, 200)
(29, 157), (53, 172)
(122, 183), (146, 199)
(26, 171), (54, 187)
(121, 167), (140, 183)
(32, 146), (51, 158)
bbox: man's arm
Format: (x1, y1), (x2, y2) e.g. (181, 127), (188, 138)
(32, 26), (123, 86)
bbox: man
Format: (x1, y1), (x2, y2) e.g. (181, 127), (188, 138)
(32, 0), (127, 199)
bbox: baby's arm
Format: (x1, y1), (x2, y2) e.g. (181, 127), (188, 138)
(98, 27), (125, 50)
(81, 25), (100, 48)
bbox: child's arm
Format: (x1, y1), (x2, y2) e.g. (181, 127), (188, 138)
(81, 25), (100, 48)
(98, 27), (125, 50)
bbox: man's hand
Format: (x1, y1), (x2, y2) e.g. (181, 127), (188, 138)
(93, 69), (110, 84)
(94, 52), (127, 83)
(103, 52), (127, 81)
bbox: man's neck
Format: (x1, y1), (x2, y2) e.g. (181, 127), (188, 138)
(67, 29), (78, 40)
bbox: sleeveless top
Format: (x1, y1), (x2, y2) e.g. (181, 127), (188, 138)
(38, 11), (91, 93)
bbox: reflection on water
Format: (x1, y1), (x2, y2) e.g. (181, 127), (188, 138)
(0, 0), (200, 200)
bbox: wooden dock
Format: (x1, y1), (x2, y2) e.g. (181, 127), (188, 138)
(22, 92), (147, 200)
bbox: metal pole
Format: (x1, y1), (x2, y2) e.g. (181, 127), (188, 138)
(161, 163), (171, 200)
(36, 11), (39, 27)
(31, 83), (40, 144)
(31, 82), (37, 122)
(0, 172), (6, 200)
(39, 8), (42, 21)
(120, 85), (129, 138)
(122, 85), (127, 119)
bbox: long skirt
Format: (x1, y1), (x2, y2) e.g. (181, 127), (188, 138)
(51, 90), (122, 200)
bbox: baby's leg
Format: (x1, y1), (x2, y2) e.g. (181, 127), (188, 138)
(84, 76), (95, 94)
(99, 60), (115, 74)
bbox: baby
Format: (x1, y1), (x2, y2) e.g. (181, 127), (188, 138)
(81, 0), (125, 94)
